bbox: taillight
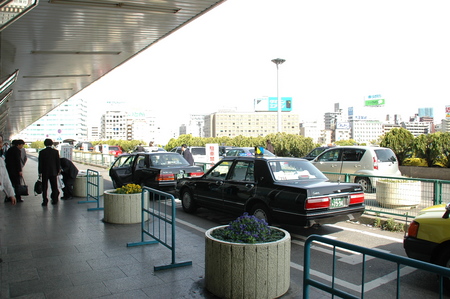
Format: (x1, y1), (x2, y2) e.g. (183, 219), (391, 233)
(373, 156), (378, 170)
(189, 172), (204, 178)
(156, 174), (175, 181)
(407, 221), (419, 238)
(305, 197), (330, 210)
(349, 193), (364, 205)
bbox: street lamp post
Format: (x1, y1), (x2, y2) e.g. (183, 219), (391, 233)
(271, 58), (285, 133)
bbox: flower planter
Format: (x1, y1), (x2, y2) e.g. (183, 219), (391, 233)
(376, 180), (422, 208)
(205, 225), (291, 299)
(73, 175), (104, 197)
(103, 189), (147, 224)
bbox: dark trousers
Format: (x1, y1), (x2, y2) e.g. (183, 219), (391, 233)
(62, 176), (75, 198)
(42, 175), (59, 203)
(7, 171), (21, 201)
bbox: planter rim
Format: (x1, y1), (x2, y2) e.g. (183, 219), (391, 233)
(205, 225), (291, 246)
(104, 189), (141, 195)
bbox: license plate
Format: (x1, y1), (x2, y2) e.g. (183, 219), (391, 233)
(330, 197), (346, 209)
(177, 173), (187, 179)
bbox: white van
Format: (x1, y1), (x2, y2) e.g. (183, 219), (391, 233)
(311, 146), (402, 192)
(170, 146), (207, 163)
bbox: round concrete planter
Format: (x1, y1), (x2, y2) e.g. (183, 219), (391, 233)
(376, 180), (421, 208)
(73, 175), (104, 197)
(205, 225), (291, 299)
(103, 189), (147, 224)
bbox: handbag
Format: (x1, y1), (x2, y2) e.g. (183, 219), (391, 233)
(34, 179), (43, 195)
(18, 177), (29, 196)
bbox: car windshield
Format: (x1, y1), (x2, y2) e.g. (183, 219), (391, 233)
(269, 160), (327, 181)
(149, 153), (189, 166)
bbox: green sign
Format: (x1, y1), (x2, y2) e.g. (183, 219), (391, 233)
(365, 99), (385, 106)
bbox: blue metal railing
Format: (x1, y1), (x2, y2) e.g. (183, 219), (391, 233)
(303, 235), (450, 299)
(322, 172), (450, 218)
(127, 187), (192, 271)
(77, 169), (103, 211)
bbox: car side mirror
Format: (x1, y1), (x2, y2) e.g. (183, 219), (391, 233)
(443, 202), (450, 219)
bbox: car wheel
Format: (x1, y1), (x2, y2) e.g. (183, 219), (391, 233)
(355, 177), (373, 193)
(181, 189), (197, 213)
(436, 248), (450, 290)
(112, 179), (118, 189)
(250, 203), (271, 225)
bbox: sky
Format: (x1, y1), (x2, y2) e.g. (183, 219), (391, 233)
(78, 0), (450, 130)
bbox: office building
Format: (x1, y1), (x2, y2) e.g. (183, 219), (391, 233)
(204, 110), (299, 138)
(11, 97), (88, 143)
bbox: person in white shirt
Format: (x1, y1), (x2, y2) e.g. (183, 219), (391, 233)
(0, 135), (16, 204)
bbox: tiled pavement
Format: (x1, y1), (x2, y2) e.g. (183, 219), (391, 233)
(0, 153), (327, 299)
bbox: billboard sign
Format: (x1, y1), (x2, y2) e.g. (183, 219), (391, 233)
(254, 97), (292, 112)
(446, 105), (450, 119)
(365, 94), (385, 107)
(336, 122), (350, 130)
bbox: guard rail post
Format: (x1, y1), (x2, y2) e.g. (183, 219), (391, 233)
(127, 187), (192, 271)
(77, 169), (103, 211)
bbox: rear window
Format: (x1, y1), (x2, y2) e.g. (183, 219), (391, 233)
(374, 149), (397, 162)
(269, 160), (327, 181)
(109, 146), (120, 151)
(191, 147), (206, 155)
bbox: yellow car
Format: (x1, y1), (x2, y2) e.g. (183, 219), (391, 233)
(404, 203), (450, 286)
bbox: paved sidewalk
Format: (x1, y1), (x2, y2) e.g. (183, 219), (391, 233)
(0, 153), (326, 298)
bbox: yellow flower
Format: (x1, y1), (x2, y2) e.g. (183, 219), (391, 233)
(115, 183), (142, 194)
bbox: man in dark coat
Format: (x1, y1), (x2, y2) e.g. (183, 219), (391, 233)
(5, 139), (25, 202)
(60, 157), (78, 199)
(181, 144), (194, 166)
(38, 139), (61, 206)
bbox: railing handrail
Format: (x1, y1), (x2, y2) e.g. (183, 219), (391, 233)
(303, 234), (450, 299)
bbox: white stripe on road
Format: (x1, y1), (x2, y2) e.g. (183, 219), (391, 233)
(175, 217), (415, 293)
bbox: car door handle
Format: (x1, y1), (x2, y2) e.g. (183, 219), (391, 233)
(215, 181), (224, 186)
(245, 184), (254, 189)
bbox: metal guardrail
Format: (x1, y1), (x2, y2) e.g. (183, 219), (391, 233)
(127, 187), (192, 271)
(303, 234), (450, 299)
(77, 169), (104, 211)
(72, 151), (116, 168)
(322, 172), (450, 219)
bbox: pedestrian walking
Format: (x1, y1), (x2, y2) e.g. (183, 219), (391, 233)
(0, 134), (16, 263)
(20, 140), (27, 168)
(0, 135), (16, 205)
(60, 157), (78, 200)
(38, 139), (61, 206)
(5, 139), (25, 202)
(181, 144), (194, 165)
(266, 139), (275, 154)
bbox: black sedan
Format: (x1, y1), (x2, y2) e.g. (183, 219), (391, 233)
(176, 156), (365, 227)
(109, 152), (204, 191)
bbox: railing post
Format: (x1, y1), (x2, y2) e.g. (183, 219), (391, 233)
(434, 180), (442, 205)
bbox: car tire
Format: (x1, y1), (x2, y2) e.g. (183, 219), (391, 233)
(250, 203), (271, 225)
(355, 177), (373, 193)
(436, 248), (450, 290)
(112, 179), (118, 189)
(181, 189), (197, 213)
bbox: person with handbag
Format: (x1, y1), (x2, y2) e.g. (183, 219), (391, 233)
(38, 139), (61, 206)
(5, 139), (26, 202)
